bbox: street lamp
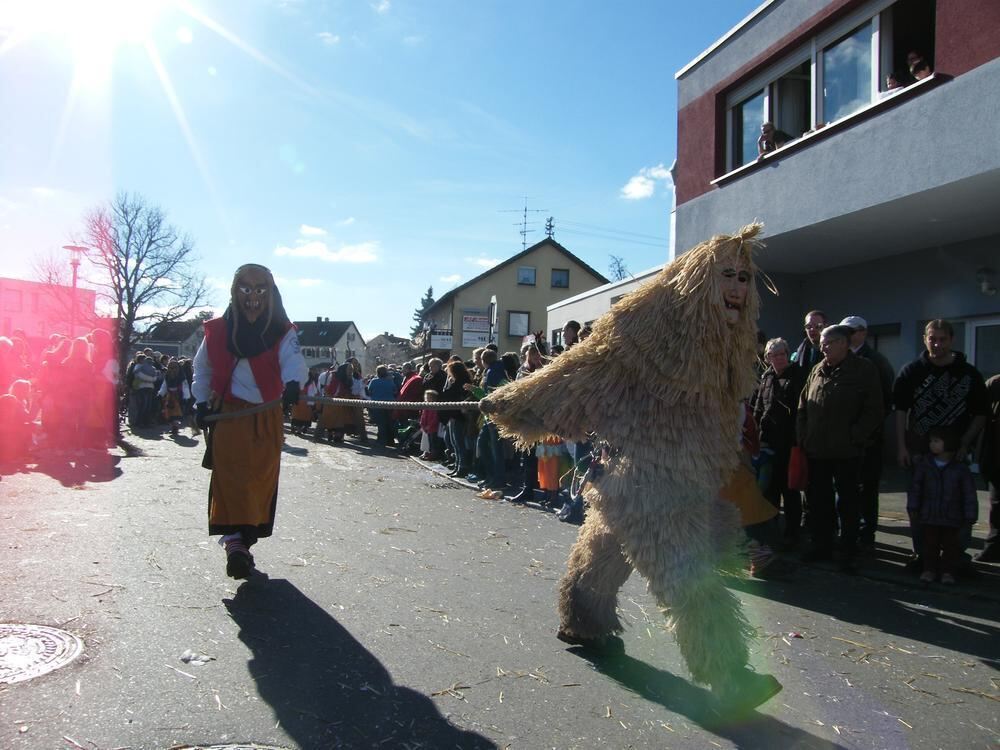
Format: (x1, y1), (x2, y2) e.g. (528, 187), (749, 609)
(62, 244), (89, 337)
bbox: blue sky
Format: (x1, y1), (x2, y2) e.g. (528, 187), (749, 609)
(1, 0), (761, 339)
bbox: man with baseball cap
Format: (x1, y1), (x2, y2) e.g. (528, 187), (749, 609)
(839, 316), (896, 550)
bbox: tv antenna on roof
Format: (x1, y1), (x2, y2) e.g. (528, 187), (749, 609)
(499, 196), (547, 250)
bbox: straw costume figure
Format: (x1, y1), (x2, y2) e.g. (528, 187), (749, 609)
(193, 264), (307, 580)
(480, 223), (782, 713)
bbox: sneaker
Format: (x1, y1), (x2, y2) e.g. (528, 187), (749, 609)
(712, 667), (783, 717)
(506, 488), (532, 504)
(919, 571), (934, 584)
(973, 548), (1000, 563)
(940, 573), (956, 585)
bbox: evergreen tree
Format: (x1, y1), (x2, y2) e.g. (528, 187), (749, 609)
(410, 286), (435, 337)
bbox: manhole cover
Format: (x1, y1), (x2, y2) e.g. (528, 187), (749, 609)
(0, 624), (83, 685)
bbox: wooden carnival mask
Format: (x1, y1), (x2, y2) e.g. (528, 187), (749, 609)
(232, 265), (272, 324)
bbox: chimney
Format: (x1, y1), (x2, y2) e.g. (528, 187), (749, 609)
(316, 316), (322, 322)
(325, 317), (329, 322)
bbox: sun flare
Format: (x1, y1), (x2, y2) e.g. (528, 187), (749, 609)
(1, 0), (169, 83)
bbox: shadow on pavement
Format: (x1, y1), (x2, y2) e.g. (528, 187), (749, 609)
(579, 652), (845, 749)
(224, 577), (496, 749)
(731, 568), (1000, 664)
(13, 450), (123, 487)
(170, 433), (200, 448)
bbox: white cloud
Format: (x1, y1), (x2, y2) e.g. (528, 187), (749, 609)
(316, 31), (340, 45)
(465, 257), (500, 269)
(275, 240), (378, 263)
(299, 224), (327, 236)
(440, 274), (462, 284)
(621, 175), (655, 200)
(336, 216), (355, 227)
(620, 163), (674, 200)
(371, 0), (390, 14)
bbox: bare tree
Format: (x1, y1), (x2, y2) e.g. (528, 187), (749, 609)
(80, 192), (209, 374)
(608, 254), (630, 281)
(30, 251), (102, 335)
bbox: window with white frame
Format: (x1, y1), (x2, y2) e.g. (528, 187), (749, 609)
(508, 311), (530, 337)
(724, 0), (935, 172)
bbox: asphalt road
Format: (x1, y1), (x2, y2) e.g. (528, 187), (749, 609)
(1, 426), (998, 750)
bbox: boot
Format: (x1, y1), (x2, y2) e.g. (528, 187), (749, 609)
(506, 487), (534, 504)
(712, 667), (782, 717)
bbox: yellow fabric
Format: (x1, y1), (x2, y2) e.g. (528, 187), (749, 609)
(290, 399), (314, 422)
(719, 463), (778, 527)
(319, 393), (360, 430)
(209, 399), (283, 527)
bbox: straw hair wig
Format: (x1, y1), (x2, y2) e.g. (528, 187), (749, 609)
(481, 222), (767, 689)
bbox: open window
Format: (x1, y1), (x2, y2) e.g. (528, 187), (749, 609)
(723, 0), (936, 172)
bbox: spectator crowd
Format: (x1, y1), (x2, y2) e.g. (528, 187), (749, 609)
(2, 308), (997, 587)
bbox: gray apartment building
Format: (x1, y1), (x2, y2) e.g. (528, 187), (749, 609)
(671, 0), (1000, 378)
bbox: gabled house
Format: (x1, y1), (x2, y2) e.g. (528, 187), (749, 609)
(421, 238), (609, 360)
(141, 319), (205, 359)
(293, 318), (365, 371)
(364, 332), (413, 373)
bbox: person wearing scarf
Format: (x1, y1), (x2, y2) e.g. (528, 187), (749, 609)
(192, 264), (307, 580)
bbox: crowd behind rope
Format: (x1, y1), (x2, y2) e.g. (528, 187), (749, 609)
(0, 328), (119, 464)
(2, 310), (997, 584)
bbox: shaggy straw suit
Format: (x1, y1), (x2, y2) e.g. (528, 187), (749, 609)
(482, 224), (766, 690)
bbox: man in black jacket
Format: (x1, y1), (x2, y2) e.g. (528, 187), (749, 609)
(797, 325), (884, 573)
(893, 319), (988, 562)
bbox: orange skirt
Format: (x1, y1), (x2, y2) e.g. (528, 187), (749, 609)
(320, 394), (359, 430)
(290, 399), (314, 423)
(208, 399), (283, 534)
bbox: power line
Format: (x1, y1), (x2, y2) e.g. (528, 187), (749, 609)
(557, 219), (667, 242)
(556, 227), (667, 249)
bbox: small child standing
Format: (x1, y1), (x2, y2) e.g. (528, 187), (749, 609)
(907, 427), (978, 584)
(419, 390), (441, 460)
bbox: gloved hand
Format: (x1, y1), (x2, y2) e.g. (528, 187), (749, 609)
(283, 381), (300, 410)
(196, 402), (211, 430)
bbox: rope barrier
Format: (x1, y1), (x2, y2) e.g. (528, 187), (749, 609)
(304, 396), (482, 411)
(203, 398), (283, 423)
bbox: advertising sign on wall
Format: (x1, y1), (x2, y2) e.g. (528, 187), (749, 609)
(462, 308), (490, 333)
(430, 333), (454, 349)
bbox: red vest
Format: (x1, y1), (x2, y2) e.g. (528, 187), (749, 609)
(203, 317), (288, 402)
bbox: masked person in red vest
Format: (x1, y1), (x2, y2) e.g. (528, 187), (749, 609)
(193, 264), (308, 579)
